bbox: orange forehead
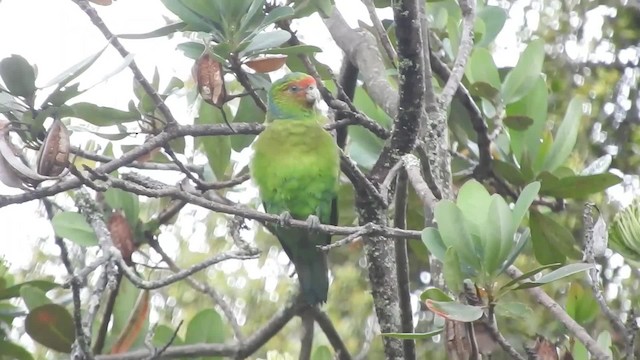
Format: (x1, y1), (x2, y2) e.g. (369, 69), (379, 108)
(292, 76), (316, 88)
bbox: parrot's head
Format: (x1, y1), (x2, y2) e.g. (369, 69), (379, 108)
(267, 72), (321, 120)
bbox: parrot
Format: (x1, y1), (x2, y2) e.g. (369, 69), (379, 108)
(250, 72), (340, 305)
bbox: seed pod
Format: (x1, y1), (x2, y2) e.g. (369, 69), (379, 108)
(0, 120), (58, 188)
(108, 210), (135, 265)
(37, 119), (70, 177)
(193, 52), (226, 107)
(245, 55), (288, 73)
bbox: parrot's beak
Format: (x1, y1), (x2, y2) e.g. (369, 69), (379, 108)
(305, 85), (321, 106)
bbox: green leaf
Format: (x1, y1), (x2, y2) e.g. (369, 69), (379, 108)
(477, 6), (507, 47)
(40, 44), (108, 89)
(51, 212), (99, 247)
(456, 180), (491, 238)
(466, 48), (501, 89)
(381, 328), (444, 339)
(443, 247), (464, 293)
(66, 102), (140, 126)
(25, 304), (75, 353)
(196, 102), (231, 179)
(503, 115), (534, 131)
(256, 45), (322, 56)
(435, 201), (481, 271)
(492, 159), (528, 186)
(240, 30), (292, 56)
(185, 308), (225, 360)
(500, 263), (562, 291)
(507, 76), (548, 163)
(161, 0), (222, 36)
(566, 282), (598, 324)
(20, 285), (52, 311)
(513, 263), (594, 290)
(311, 345), (333, 360)
(535, 263), (594, 284)
(530, 210), (582, 263)
(104, 188), (140, 226)
(0, 55), (36, 98)
(261, 4), (295, 27)
(152, 324), (184, 347)
(420, 287), (453, 302)
(511, 181), (540, 233)
(541, 96), (585, 171)
(0, 340), (34, 360)
(117, 22), (187, 39)
(540, 173), (622, 199)
(108, 278), (145, 349)
(177, 42), (206, 60)
(0, 280), (58, 301)
(497, 228), (530, 275)
(231, 96), (265, 151)
(482, 194), (513, 277)
(596, 331), (613, 358)
(426, 300), (484, 322)
(494, 301), (533, 320)
(501, 39), (545, 104)
(422, 228), (446, 261)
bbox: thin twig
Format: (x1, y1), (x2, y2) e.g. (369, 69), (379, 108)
(394, 169), (415, 360)
(362, 0), (397, 66)
(299, 310), (314, 360)
(44, 199), (94, 359)
(438, 0), (475, 109)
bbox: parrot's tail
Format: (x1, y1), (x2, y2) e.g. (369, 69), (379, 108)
(296, 254), (329, 305)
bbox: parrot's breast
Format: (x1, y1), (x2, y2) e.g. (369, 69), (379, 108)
(251, 119), (339, 220)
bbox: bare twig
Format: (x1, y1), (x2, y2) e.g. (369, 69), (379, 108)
(299, 310), (314, 360)
(394, 169), (415, 360)
(362, 0), (397, 66)
(148, 238), (245, 342)
(340, 151), (387, 208)
(438, 0), (475, 109)
(402, 154), (437, 209)
(229, 55), (267, 112)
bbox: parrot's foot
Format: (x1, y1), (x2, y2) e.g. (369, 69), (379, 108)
(277, 211), (293, 227)
(305, 215), (322, 233)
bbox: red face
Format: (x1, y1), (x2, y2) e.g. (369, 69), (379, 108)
(284, 76), (320, 108)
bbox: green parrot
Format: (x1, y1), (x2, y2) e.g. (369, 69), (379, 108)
(250, 72), (340, 305)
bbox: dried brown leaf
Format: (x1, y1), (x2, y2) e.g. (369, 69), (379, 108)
(108, 211), (135, 265)
(245, 55), (288, 73)
(37, 119), (70, 177)
(193, 53), (226, 107)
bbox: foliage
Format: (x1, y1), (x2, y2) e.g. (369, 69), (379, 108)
(0, 0), (639, 359)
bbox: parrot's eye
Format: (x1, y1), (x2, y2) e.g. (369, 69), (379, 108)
(288, 85), (300, 92)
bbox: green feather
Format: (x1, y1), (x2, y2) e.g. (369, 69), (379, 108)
(250, 73), (339, 304)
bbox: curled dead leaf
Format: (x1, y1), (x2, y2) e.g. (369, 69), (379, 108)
(37, 119), (70, 177)
(110, 289), (149, 354)
(108, 211), (135, 265)
(193, 52), (226, 107)
(0, 120), (59, 188)
(244, 55), (288, 73)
